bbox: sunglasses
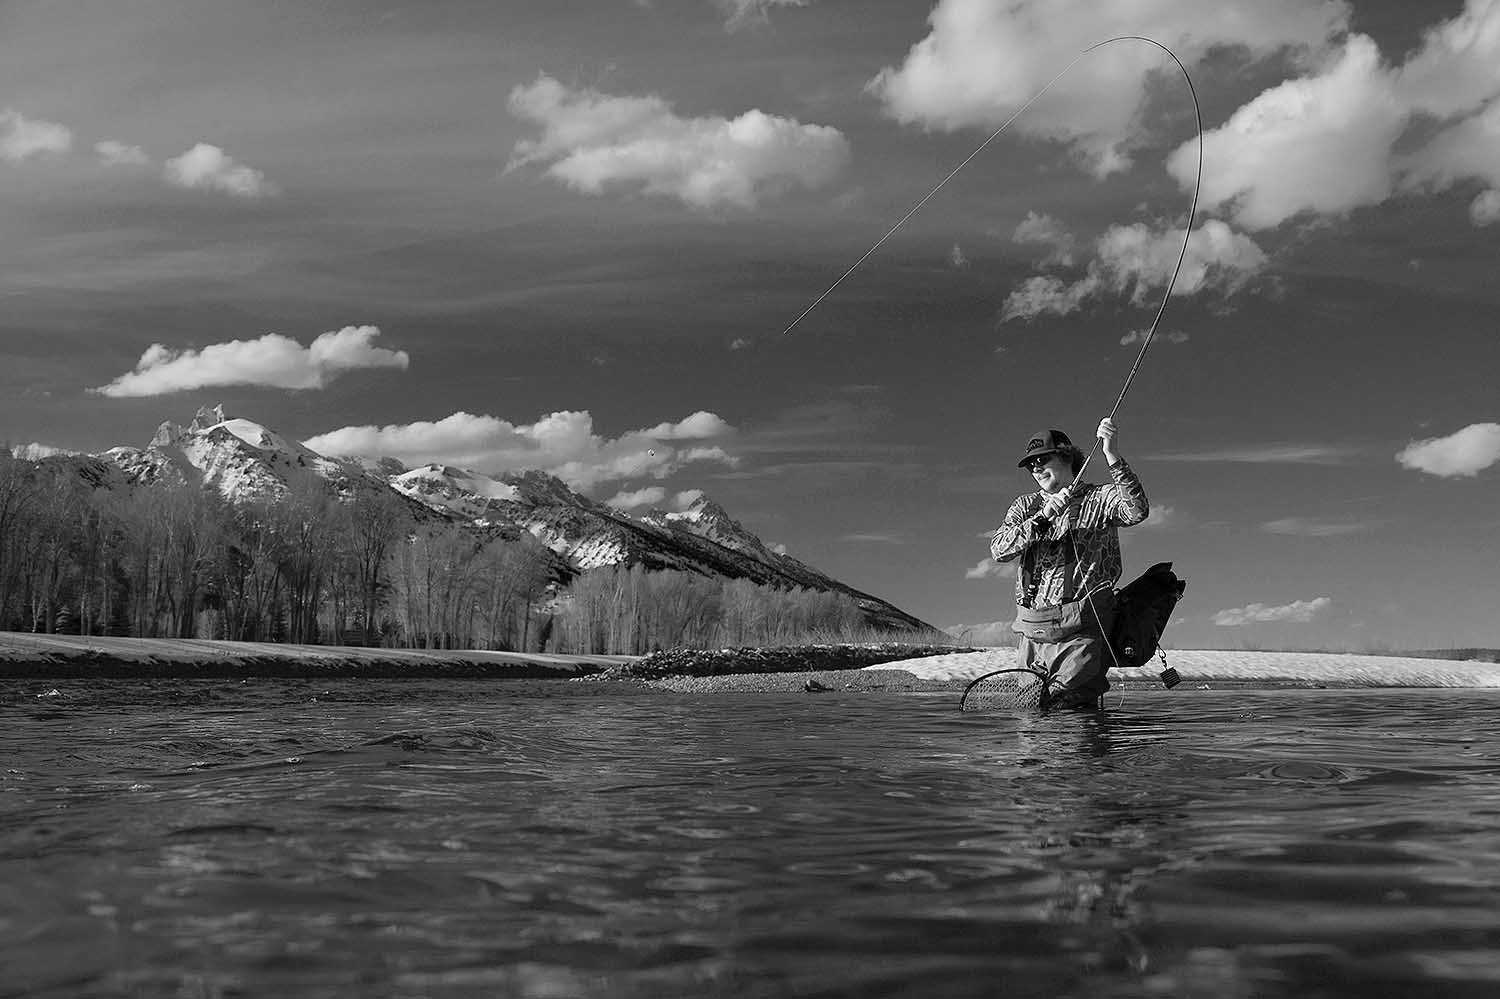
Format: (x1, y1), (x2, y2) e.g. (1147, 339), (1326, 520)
(1025, 454), (1057, 471)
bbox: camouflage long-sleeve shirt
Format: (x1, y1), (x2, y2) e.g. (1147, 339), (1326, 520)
(989, 460), (1149, 609)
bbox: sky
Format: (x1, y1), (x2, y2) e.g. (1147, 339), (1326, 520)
(2, 0), (1497, 651)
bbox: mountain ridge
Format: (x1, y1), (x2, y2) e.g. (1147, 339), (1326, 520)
(41, 404), (934, 634)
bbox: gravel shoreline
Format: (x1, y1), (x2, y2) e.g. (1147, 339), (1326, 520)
(594, 643), (971, 680)
(5, 634), (1496, 690)
(647, 668), (967, 694)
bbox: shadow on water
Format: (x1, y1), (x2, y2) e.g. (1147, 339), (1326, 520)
(2, 682), (1499, 997)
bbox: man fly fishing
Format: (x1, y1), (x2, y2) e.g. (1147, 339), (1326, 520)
(989, 418), (1149, 708)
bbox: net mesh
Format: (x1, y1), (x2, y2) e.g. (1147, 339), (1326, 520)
(958, 668), (1051, 713)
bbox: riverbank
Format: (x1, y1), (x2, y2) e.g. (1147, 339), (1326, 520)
(0, 632), (636, 679)
(3, 632), (1497, 688)
(0, 633), (959, 681)
(618, 646), (1500, 692)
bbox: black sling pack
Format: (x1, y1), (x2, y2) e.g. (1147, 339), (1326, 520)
(1109, 562), (1186, 668)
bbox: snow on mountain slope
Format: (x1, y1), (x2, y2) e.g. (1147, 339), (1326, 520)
(80, 404), (935, 632)
(639, 494), (778, 562)
(389, 464), (521, 520)
(107, 404), (381, 501)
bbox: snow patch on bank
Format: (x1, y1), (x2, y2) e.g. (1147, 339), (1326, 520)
(871, 649), (1500, 687)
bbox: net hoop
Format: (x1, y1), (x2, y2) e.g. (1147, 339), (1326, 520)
(958, 667), (1053, 713)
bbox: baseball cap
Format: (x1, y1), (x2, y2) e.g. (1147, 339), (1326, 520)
(1017, 429), (1072, 468)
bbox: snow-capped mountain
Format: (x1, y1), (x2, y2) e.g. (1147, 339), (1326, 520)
(69, 405), (934, 633)
(104, 404), (375, 501)
(638, 494), (780, 561)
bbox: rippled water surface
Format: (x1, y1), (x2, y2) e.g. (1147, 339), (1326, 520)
(3, 679), (1500, 998)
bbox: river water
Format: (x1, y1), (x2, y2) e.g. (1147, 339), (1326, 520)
(2, 679), (1498, 998)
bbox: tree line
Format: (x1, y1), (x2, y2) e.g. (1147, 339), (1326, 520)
(547, 564), (880, 655)
(0, 453), (902, 653)
(0, 452), (558, 649)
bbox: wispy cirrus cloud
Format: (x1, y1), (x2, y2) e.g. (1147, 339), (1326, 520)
(1012, 212), (1075, 266)
(1120, 329), (1189, 346)
(841, 533), (902, 544)
(1147, 444), (1356, 464)
(95, 140), (149, 167)
(1262, 517), (1373, 537)
(1213, 597), (1331, 626)
(1396, 422), (1500, 477)
(1140, 503), (1178, 530)
(506, 74), (848, 210)
(94, 326), (408, 398)
(714, 0), (808, 30)
(305, 410), (737, 491)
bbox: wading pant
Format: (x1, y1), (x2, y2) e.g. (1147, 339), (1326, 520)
(1016, 592), (1118, 709)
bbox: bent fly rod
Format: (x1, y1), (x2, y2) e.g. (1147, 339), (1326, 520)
(781, 34), (1204, 474)
(778, 37), (1205, 709)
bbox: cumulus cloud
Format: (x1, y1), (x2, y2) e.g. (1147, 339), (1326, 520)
(0, 109), (72, 162)
(1164, 5), (1500, 231)
(506, 74), (848, 209)
(999, 274), (1101, 322)
(965, 558), (1016, 580)
(1471, 189), (1500, 224)
(304, 409), (738, 490)
(869, 0), (1347, 175)
(1167, 35), (1407, 230)
(606, 486), (667, 510)
(94, 326), (408, 398)
(673, 489), (705, 508)
(164, 143), (277, 198)
(1396, 0), (1500, 118)
(1396, 422), (1500, 477)
(96, 140), (149, 167)
(640, 411), (732, 439)
(1406, 95), (1500, 194)
(715, 0), (808, 30)
(1213, 597), (1331, 626)
(1098, 220), (1267, 302)
(1001, 220), (1266, 320)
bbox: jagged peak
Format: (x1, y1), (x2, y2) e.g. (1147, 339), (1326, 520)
(638, 490), (778, 561)
(189, 404), (229, 433)
(647, 491), (736, 527)
(502, 469), (602, 509)
(149, 420), (186, 449)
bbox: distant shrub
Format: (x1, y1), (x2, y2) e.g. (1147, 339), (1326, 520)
(549, 565), (946, 655)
